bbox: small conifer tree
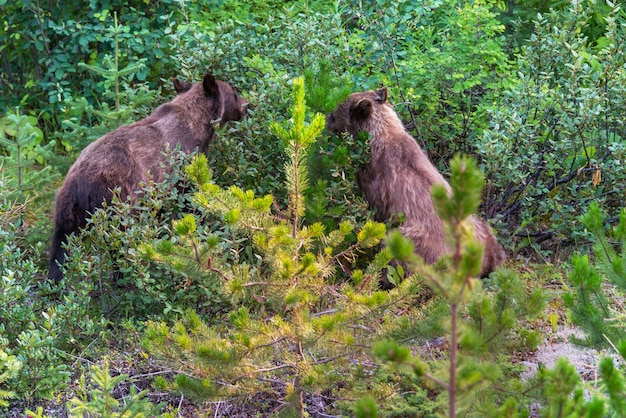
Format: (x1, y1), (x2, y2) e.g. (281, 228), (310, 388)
(549, 201), (626, 416)
(0, 109), (59, 197)
(303, 59), (352, 114)
(371, 155), (544, 417)
(143, 77), (417, 415)
(563, 201), (626, 347)
(67, 361), (160, 417)
(270, 76), (325, 238)
(77, 12), (147, 128)
(302, 61), (366, 231)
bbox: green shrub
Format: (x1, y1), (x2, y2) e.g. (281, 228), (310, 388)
(165, 6), (356, 205)
(477, 1), (626, 252)
(0, 180), (98, 404)
(0, 350), (21, 407)
(61, 148), (230, 319)
(0, 0), (187, 130)
(343, 0), (511, 162)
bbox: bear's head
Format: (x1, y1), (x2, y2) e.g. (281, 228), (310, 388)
(214, 77), (249, 124)
(172, 73), (249, 124)
(326, 87), (388, 136)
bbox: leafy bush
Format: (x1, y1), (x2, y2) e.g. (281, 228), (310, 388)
(163, 6), (357, 203)
(0, 179), (98, 404)
(60, 148), (231, 319)
(0, 0), (187, 128)
(51, 15), (166, 168)
(342, 0), (511, 162)
(477, 1), (626, 251)
(0, 350), (21, 407)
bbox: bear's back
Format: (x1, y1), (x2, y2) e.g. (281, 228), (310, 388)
(363, 126), (449, 221)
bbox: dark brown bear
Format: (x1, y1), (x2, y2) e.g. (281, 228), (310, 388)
(48, 73), (248, 282)
(326, 87), (505, 277)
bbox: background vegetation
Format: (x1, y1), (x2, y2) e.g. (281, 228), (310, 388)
(1, 0), (626, 416)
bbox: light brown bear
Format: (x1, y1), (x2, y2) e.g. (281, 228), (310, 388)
(48, 73), (248, 282)
(326, 87), (505, 277)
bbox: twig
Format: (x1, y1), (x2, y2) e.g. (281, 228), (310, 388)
(212, 398), (219, 418)
(255, 376), (288, 386)
(423, 371), (450, 391)
(231, 363), (295, 383)
(30, 0), (51, 57)
(324, 242), (360, 270)
(251, 337), (288, 351)
(241, 281), (274, 287)
(174, 394), (184, 417)
(311, 352), (352, 365)
(310, 309), (338, 318)
(130, 369), (182, 380)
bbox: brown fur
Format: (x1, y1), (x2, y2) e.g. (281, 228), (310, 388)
(48, 73), (248, 282)
(327, 87), (505, 277)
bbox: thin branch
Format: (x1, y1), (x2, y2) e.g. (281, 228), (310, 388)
(241, 281), (276, 287)
(311, 352), (352, 365)
(324, 242), (360, 270)
(255, 377), (288, 386)
(251, 337), (288, 351)
(449, 303), (458, 418)
(130, 369), (184, 380)
(310, 309), (338, 318)
(30, 0), (51, 57)
(422, 371), (450, 391)
(231, 363), (295, 383)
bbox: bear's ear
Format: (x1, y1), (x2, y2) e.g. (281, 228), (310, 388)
(202, 73), (221, 99)
(375, 87), (388, 104)
(172, 78), (192, 94)
(350, 99), (374, 121)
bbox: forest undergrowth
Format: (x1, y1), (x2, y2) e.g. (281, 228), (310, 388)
(1, 0), (626, 416)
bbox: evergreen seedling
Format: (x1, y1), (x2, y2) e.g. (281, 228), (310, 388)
(563, 201), (626, 347)
(67, 361), (160, 417)
(78, 12), (147, 127)
(555, 200), (626, 415)
(142, 77), (416, 415)
(270, 76), (325, 238)
(303, 59), (352, 114)
(376, 155), (544, 417)
(0, 109), (59, 196)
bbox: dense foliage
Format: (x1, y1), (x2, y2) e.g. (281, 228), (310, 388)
(479, 1), (626, 252)
(2, 0), (626, 416)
